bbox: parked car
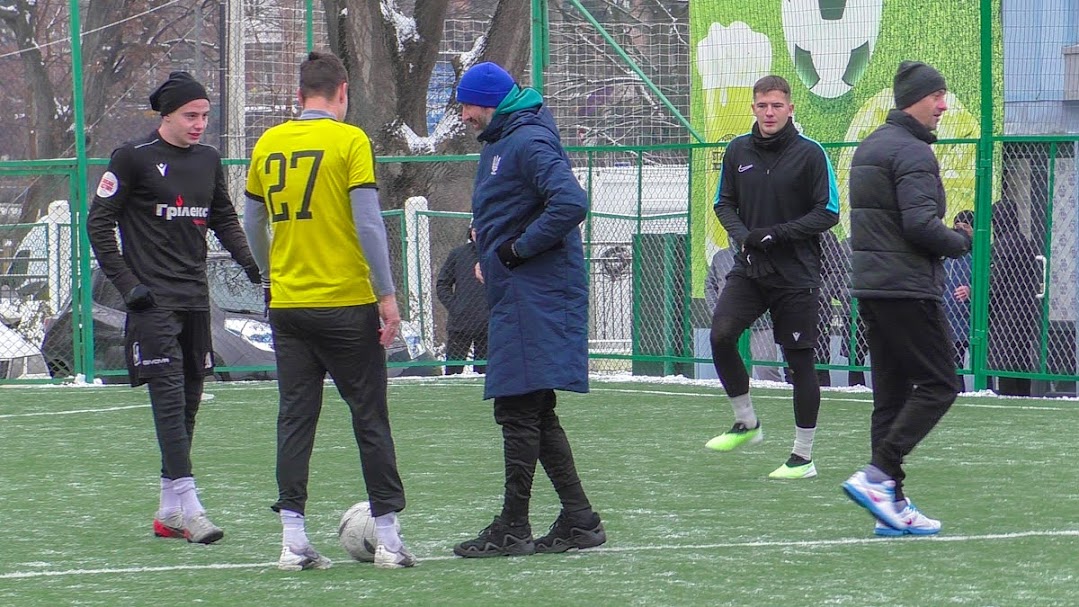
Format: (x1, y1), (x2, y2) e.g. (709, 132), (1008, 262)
(41, 267), (440, 382)
(0, 321), (48, 380)
(42, 268), (276, 383)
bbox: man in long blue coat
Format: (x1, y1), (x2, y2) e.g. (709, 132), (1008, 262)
(451, 62), (606, 558)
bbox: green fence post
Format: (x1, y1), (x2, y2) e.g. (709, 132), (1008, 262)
(682, 152), (695, 375)
(70, 0), (95, 382)
(305, 0), (314, 53)
(531, 0), (548, 93)
(662, 235), (675, 376)
(970, 0), (996, 392)
(1037, 142), (1057, 373)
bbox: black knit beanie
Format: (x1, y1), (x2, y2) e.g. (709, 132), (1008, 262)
(149, 71), (209, 116)
(893, 61), (946, 110)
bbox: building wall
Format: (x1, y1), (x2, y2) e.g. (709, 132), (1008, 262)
(1004, 0), (1079, 134)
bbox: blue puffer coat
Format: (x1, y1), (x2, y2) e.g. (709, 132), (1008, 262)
(470, 87), (589, 400)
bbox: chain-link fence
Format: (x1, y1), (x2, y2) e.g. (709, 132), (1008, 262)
(2, 2), (1079, 395)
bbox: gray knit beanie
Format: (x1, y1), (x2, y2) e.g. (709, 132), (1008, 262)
(893, 61), (946, 109)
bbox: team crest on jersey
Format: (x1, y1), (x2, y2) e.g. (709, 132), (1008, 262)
(490, 155), (501, 175)
(96, 171), (119, 198)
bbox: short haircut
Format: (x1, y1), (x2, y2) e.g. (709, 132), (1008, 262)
(753, 75), (792, 99)
(300, 51), (347, 100)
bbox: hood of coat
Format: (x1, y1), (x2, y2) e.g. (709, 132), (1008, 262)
(477, 86), (553, 144)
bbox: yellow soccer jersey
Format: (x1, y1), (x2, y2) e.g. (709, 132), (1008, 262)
(245, 118), (378, 307)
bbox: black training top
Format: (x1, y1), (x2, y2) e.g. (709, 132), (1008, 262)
(713, 120), (839, 289)
(87, 130), (254, 310)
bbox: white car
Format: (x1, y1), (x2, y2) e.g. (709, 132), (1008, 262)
(0, 322), (48, 380)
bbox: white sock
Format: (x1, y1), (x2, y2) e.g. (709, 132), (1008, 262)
(793, 426), (816, 461)
(157, 477), (181, 520)
(171, 477), (205, 522)
(375, 511), (403, 552)
(730, 393), (757, 428)
(280, 509), (309, 548)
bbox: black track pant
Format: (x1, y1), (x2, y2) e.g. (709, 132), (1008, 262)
(860, 299), (958, 501)
(445, 329), (488, 374)
(148, 373), (204, 479)
(710, 276), (821, 427)
(270, 305), (405, 517)
(494, 389), (591, 523)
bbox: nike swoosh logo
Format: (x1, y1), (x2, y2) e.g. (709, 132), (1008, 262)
(738, 164), (753, 172)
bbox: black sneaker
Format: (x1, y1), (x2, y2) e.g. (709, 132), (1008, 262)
(534, 511), (606, 554)
(453, 517), (535, 558)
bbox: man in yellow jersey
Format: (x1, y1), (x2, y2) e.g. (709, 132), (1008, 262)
(243, 51), (415, 570)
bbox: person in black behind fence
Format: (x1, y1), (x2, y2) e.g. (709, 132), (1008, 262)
(437, 224), (489, 374)
(987, 200), (1040, 396)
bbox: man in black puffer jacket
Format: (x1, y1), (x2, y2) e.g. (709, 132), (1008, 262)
(842, 61), (973, 538)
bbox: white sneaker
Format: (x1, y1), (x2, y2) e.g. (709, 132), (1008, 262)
(874, 500), (941, 537)
(153, 511), (185, 539)
(278, 544), (333, 571)
(183, 512), (224, 544)
(374, 543), (417, 569)
(842, 470), (907, 532)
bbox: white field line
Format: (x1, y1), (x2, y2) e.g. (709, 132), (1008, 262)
(0, 404), (149, 418)
(591, 388), (1079, 412)
(3, 529), (1077, 580)
(2, 386), (1073, 418)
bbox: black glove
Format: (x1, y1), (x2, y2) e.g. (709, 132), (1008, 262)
(497, 238), (525, 270)
(743, 249), (777, 279)
(124, 284), (156, 312)
(242, 262), (262, 285)
(744, 228), (777, 251)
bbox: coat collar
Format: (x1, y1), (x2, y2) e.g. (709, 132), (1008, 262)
(750, 119), (798, 151)
(886, 109), (937, 144)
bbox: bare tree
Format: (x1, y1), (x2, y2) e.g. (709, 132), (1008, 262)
(548, 0), (691, 163)
(0, 0), (204, 224)
(323, 0), (532, 212)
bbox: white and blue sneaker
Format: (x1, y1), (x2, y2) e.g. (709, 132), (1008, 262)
(278, 543), (333, 571)
(874, 500), (941, 537)
(842, 469), (908, 532)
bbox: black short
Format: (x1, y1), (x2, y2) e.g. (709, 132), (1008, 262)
(713, 275), (820, 349)
(125, 309), (214, 386)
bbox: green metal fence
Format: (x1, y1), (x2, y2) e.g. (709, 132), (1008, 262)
(1, 1), (1077, 396)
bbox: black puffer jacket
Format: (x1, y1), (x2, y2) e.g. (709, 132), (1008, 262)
(849, 109), (971, 300)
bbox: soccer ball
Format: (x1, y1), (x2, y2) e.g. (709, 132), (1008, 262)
(338, 501), (378, 562)
(781, 0), (884, 98)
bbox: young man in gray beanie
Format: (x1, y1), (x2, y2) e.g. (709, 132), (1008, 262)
(451, 61), (605, 558)
(841, 60), (972, 536)
(87, 71), (261, 545)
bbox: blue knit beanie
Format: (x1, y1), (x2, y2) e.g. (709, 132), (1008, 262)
(456, 62), (515, 108)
